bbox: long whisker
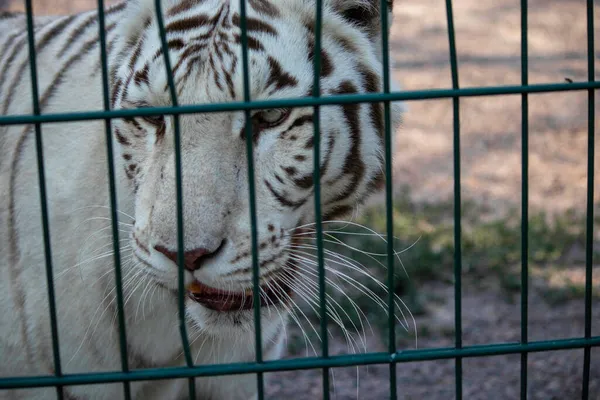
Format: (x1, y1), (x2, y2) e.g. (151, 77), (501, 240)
(279, 269), (354, 399)
(283, 264), (369, 352)
(64, 249), (131, 275)
(69, 205), (135, 221)
(291, 220), (354, 232)
(294, 232), (413, 280)
(288, 245), (413, 326)
(297, 233), (420, 258)
(289, 252), (413, 333)
(278, 272), (346, 341)
(266, 277), (321, 357)
(136, 275), (154, 322)
(291, 223), (408, 243)
(291, 243), (413, 315)
(88, 239), (131, 257)
(66, 263), (137, 366)
(259, 283), (289, 347)
(193, 335), (210, 364)
(290, 241), (396, 282)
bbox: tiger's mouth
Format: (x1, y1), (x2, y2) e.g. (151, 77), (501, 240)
(186, 275), (293, 312)
(186, 233), (304, 312)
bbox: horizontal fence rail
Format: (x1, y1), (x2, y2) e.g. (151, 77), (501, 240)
(0, 0), (596, 398)
(1, 337), (599, 390)
(0, 82), (598, 127)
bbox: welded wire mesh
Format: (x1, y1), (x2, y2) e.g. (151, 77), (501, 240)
(0, 0), (598, 399)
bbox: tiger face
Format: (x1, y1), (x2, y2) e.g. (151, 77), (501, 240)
(111, 0), (403, 335)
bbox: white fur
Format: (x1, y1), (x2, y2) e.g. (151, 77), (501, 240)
(0, 1), (403, 398)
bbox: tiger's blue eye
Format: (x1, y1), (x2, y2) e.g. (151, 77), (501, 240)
(254, 108), (291, 128)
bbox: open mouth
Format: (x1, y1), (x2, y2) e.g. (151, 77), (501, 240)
(186, 274), (293, 312)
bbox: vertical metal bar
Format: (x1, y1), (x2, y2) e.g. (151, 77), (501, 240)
(238, 1), (264, 398)
(152, 1), (196, 398)
(519, 1), (529, 399)
(582, 0), (595, 399)
(444, 0), (462, 398)
(95, 1), (131, 398)
(23, 1), (64, 398)
(379, 0), (397, 398)
(311, 1), (329, 398)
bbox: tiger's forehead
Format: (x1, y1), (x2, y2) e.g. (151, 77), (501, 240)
(165, 0), (282, 20)
(129, 0), (362, 106)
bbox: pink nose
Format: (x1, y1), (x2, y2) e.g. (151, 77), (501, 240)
(154, 245), (218, 271)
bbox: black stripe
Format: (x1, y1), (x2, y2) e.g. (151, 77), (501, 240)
(1, 14), (78, 115)
(107, 1), (127, 14)
(128, 35), (145, 72)
(365, 170), (385, 193)
(0, 11), (22, 20)
(165, 14), (210, 33)
(266, 56), (298, 93)
(0, 30), (27, 95)
(223, 57), (236, 99)
(164, 42), (206, 92)
(293, 173), (313, 189)
(57, 2), (125, 59)
(231, 14), (278, 36)
(178, 54), (204, 93)
(2, 17), (90, 374)
(292, 134), (335, 190)
(36, 14), (78, 52)
(168, 38), (185, 50)
(323, 205), (353, 221)
(284, 166), (296, 176)
(172, 43), (204, 78)
(358, 64), (384, 142)
(233, 33), (264, 52)
(326, 81), (365, 205)
(167, 0), (206, 17)
(91, 34), (118, 77)
(279, 114), (312, 139)
(306, 29), (333, 78)
(7, 25), (117, 273)
(115, 128), (130, 146)
(57, 12), (98, 58)
(134, 64), (150, 86)
(119, 72), (133, 105)
(265, 180), (308, 209)
(212, 66), (224, 91)
(111, 77), (123, 108)
(248, 0), (280, 17)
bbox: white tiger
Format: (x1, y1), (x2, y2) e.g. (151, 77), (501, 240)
(0, 0), (403, 398)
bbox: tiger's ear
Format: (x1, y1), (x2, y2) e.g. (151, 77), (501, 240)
(327, 0), (394, 40)
(118, 0), (154, 45)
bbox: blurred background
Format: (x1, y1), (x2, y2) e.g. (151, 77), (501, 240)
(1, 0), (599, 398)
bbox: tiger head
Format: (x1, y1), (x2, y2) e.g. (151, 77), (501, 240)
(110, 0), (403, 337)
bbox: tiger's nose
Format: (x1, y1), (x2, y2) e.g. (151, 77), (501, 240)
(154, 240), (225, 271)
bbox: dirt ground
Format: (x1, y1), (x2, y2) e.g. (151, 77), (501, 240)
(390, 0), (600, 219)
(269, 281), (600, 400)
(1, 0), (599, 399)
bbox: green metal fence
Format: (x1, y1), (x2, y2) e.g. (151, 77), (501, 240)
(0, 0), (599, 399)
